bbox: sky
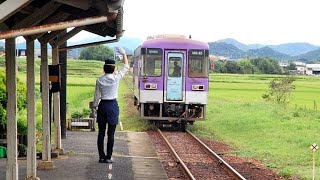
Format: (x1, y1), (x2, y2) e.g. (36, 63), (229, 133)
(73, 0), (320, 45)
(3, 0), (320, 46)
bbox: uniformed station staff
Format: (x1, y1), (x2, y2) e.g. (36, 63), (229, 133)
(93, 47), (129, 163)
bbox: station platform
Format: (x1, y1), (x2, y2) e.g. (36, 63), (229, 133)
(0, 131), (168, 180)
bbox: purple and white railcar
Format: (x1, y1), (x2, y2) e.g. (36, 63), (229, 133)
(132, 35), (209, 127)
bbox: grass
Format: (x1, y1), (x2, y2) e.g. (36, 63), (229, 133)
(192, 73), (320, 179)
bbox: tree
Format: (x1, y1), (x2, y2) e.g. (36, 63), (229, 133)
(287, 63), (296, 70)
(79, 45), (114, 60)
(262, 76), (295, 104)
(225, 61), (242, 74)
(250, 57), (283, 74)
(238, 58), (256, 74)
(0, 46), (4, 52)
(213, 61), (227, 73)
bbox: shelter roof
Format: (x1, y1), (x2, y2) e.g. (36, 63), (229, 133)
(0, 0), (125, 42)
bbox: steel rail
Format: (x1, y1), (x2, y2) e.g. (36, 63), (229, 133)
(157, 128), (196, 180)
(186, 130), (246, 180)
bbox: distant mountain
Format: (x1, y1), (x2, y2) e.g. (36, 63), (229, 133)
(208, 42), (246, 59)
(246, 46), (290, 60)
(295, 48), (320, 62)
(214, 38), (320, 56)
(269, 43), (319, 56)
(216, 38), (265, 51)
(216, 38), (249, 51)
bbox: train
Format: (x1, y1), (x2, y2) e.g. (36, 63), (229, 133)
(131, 34), (209, 130)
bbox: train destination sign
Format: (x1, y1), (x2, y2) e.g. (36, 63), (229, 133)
(147, 49), (162, 55)
(189, 50), (204, 56)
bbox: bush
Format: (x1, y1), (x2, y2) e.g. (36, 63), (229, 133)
(71, 111), (82, 118)
(262, 76), (295, 104)
(71, 108), (91, 118)
(0, 68), (28, 134)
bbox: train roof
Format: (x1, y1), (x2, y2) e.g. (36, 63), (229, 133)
(141, 35), (209, 49)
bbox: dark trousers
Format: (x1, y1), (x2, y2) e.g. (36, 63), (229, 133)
(97, 122), (117, 159)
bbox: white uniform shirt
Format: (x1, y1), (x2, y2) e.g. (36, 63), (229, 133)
(93, 64), (129, 107)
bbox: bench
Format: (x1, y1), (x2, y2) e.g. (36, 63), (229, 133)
(68, 118), (95, 131)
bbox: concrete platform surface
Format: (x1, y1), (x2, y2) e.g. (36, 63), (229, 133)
(0, 131), (168, 180)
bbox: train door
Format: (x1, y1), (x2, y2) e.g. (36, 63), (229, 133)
(165, 51), (185, 101)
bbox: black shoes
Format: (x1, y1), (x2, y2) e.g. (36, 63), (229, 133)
(99, 157), (114, 163)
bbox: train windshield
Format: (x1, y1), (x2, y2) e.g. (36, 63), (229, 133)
(143, 48), (162, 76)
(188, 50), (208, 78)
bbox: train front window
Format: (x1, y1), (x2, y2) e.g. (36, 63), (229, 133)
(143, 48), (162, 76)
(188, 50), (208, 78)
(168, 57), (182, 77)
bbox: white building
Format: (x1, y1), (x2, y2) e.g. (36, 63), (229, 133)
(306, 64), (320, 76)
(293, 61), (306, 75)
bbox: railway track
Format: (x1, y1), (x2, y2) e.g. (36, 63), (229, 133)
(157, 128), (246, 180)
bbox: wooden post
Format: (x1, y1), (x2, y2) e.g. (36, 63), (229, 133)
(25, 39), (40, 180)
(38, 42), (55, 170)
(59, 40), (67, 139)
(52, 46), (64, 155)
(310, 143), (319, 180)
(5, 38), (18, 180)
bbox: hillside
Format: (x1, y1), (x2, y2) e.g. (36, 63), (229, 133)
(295, 48), (320, 62)
(208, 42), (246, 59)
(211, 38), (320, 61)
(246, 47), (290, 60)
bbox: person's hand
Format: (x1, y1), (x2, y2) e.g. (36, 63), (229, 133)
(115, 46), (126, 55)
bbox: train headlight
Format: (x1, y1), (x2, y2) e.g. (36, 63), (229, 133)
(192, 85), (204, 91)
(145, 83), (157, 90)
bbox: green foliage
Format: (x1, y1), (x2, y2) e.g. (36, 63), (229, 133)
(225, 61), (243, 73)
(71, 111), (82, 118)
(82, 108), (91, 118)
(213, 61), (227, 73)
(238, 58), (260, 74)
(71, 108), (91, 118)
(0, 68), (28, 133)
(287, 63), (296, 70)
(213, 57), (284, 75)
(18, 144), (27, 157)
(79, 45), (114, 61)
(262, 76), (296, 104)
(250, 57), (283, 74)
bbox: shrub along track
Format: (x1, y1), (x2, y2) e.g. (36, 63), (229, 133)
(148, 129), (292, 180)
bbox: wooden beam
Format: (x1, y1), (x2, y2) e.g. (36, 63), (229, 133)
(5, 38), (18, 180)
(39, 30), (64, 44)
(13, 1), (61, 30)
(50, 26), (84, 47)
(54, 0), (91, 10)
(0, 23), (9, 31)
(0, 0), (32, 24)
(0, 15), (109, 39)
(27, 12), (70, 41)
(25, 39), (39, 180)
